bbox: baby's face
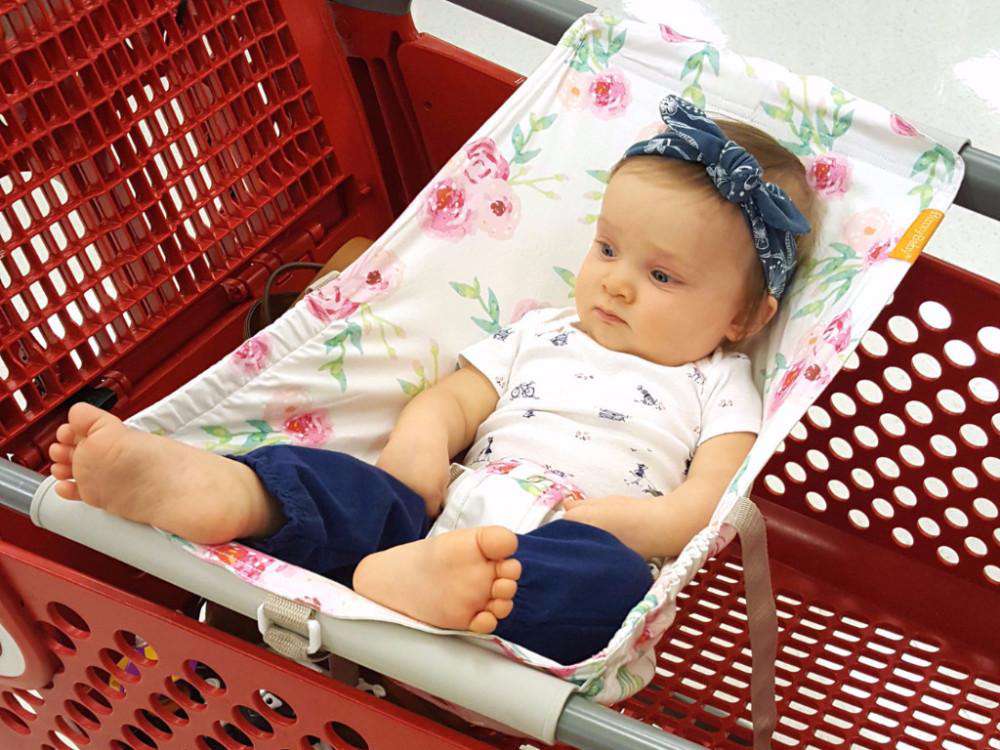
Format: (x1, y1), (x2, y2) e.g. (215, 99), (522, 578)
(574, 166), (756, 366)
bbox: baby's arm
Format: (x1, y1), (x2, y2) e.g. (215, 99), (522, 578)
(561, 432), (756, 560)
(376, 364), (499, 517)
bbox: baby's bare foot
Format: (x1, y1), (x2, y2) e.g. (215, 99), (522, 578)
(48, 403), (282, 544)
(352, 526), (521, 634)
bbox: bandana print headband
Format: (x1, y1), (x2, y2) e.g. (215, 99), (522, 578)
(623, 95), (812, 300)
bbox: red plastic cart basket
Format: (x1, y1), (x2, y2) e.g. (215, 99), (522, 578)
(1, 1), (998, 748)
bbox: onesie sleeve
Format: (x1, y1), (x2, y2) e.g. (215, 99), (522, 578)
(697, 352), (763, 446)
(457, 308), (552, 397)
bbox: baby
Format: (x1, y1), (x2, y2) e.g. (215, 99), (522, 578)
(47, 97), (817, 665)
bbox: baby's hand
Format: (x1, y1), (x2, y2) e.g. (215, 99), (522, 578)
(561, 495), (661, 560)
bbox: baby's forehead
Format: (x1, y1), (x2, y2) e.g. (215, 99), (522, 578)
(600, 177), (750, 266)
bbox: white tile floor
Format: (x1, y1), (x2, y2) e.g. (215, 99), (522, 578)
(410, 0), (1000, 282)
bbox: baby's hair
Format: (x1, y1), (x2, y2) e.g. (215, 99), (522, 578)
(610, 118), (822, 341)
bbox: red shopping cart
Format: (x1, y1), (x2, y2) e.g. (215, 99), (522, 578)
(0, 1), (997, 749)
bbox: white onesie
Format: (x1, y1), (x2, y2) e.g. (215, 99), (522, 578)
(427, 306), (762, 539)
(459, 306), (762, 498)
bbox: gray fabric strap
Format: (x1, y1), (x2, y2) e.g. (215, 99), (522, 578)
(259, 593), (322, 662)
(725, 497), (778, 749)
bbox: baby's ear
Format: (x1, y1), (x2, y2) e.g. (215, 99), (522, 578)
(726, 294), (779, 343)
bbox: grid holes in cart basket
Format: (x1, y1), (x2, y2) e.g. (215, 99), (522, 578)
(759, 289), (999, 587)
(0, 0), (340, 445)
(624, 547), (1000, 749)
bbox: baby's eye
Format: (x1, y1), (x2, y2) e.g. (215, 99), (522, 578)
(651, 269), (671, 284)
(598, 243), (615, 258)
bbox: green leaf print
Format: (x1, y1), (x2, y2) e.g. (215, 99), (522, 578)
(320, 358), (348, 392)
(472, 316), (496, 334)
(346, 321), (363, 354)
(512, 124), (525, 152)
(683, 84), (706, 110)
(777, 139), (814, 157)
(512, 148), (541, 165)
(586, 169), (611, 184)
(680, 51), (702, 81)
(452, 277), (501, 333)
(554, 266), (576, 298)
(487, 289), (500, 321)
(398, 379), (422, 397)
(202, 426), (232, 440)
(761, 101), (791, 122)
(792, 300), (824, 319)
(247, 420), (273, 434)
(705, 46), (720, 75)
(608, 30), (626, 55)
(763, 78), (855, 155)
(450, 281), (480, 299)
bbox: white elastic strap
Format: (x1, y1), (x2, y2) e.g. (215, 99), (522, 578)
(725, 497), (778, 750)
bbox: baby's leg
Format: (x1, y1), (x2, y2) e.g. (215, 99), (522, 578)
(493, 520), (653, 663)
(48, 403), (282, 544)
(352, 526), (521, 634)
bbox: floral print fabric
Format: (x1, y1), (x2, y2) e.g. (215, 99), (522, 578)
(127, 11), (963, 712)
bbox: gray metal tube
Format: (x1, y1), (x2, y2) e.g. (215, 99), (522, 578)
(956, 145), (1000, 222)
(331, 0), (592, 45)
(0, 459), (43, 516)
(0, 459), (705, 748)
(560, 698), (707, 750)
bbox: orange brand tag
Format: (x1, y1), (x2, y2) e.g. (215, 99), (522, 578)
(890, 209), (945, 263)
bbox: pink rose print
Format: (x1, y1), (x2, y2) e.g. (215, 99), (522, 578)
(537, 483), (585, 510)
(559, 70), (594, 110)
(463, 138), (510, 184)
(471, 178), (521, 240)
(821, 310), (853, 353)
(767, 358), (805, 416)
(264, 387), (313, 425)
(485, 459), (521, 475)
(842, 208), (892, 251)
(588, 68), (631, 120)
(283, 410), (333, 447)
(306, 280), (360, 322)
(509, 298), (550, 323)
(422, 176), (475, 240)
(805, 154), (852, 198)
(207, 544), (272, 582)
(547, 664), (579, 678)
(707, 522), (737, 557)
(890, 114), (918, 137)
(231, 334), (271, 376)
(863, 237), (896, 268)
(660, 24), (695, 43)
(306, 253), (402, 322)
(803, 361), (830, 384)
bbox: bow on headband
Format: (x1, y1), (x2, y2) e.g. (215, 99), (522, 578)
(622, 95), (812, 300)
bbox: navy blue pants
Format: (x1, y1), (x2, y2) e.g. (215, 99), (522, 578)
(230, 445), (652, 664)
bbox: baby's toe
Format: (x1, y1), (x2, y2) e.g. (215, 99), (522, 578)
(54, 480), (80, 500)
(486, 599), (514, 620)
(56, 423), (79, 446)
(491, 578), (517, 600)
(50, 463), (73, 481)
(496, 558), (522, 581)
(468, 611), (498, 634)
(49, 442), (74, 464)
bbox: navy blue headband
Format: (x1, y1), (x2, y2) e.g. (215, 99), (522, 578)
(623, 95), (812, 300)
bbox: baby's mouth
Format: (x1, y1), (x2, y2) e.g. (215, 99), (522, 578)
(594, 306), (627, 325)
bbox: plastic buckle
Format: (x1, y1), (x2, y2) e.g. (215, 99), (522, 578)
(256, 602), (322, 655)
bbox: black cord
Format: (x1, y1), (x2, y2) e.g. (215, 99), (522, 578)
(259, 261), (324, 331)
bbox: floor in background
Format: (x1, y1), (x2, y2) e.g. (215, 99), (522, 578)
(410, 0), (1000, 282)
